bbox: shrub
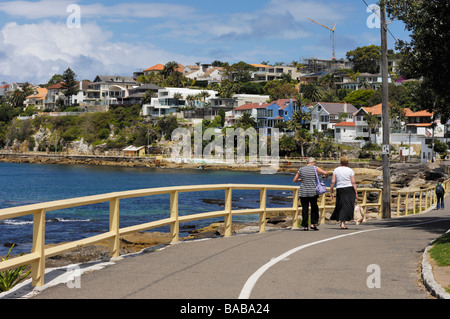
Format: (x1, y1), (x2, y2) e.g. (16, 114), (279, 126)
(0, 245), (31, 292)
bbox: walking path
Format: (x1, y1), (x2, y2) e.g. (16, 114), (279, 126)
(2, 203), (450, 300)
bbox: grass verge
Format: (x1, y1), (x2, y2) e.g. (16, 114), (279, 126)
(429, 232), (450, 293)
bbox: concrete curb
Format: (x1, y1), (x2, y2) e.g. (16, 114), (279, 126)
(421, 231), (450, 299)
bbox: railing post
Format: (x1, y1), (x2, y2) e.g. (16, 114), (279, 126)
(378, 190), (383, 219)
(292, 188), (299, 229)
(31, 209), (46, 287)
(419, 191), (423, 213)
(224, 187), (232, 237)
(170, 191), (179, 243)
(109, 198), (120, 258)
(259, 187), (267, 233)
(362, 190), (367, 219)
(319, 194), (326, 224)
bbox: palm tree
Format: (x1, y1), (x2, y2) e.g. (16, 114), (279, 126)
(186, 94), (195, 108)
(302, 84), (323, 102)
(199, 91), (210, 107)
(364, 112), (381, 143)
(294, 128), (312, 157)
(237, 112), (257, 129)
(142, 90), (156, 105)
(173, 92), (183, 106)
(162, 61), (179, 78)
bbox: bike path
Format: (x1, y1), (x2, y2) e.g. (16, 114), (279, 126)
(25, 207), (450, 300)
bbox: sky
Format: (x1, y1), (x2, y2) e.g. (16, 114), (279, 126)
(0, 0), (411, 84)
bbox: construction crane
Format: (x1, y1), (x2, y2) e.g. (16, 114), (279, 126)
(308, 18), (336, 60)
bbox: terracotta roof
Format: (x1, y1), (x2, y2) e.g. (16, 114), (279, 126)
(26, 87), (47, 100)
(406, 123), (432, 127)
(250, 64), (270, 68)
(334, 122), (356, 127)
(404, 108), (433, 117)
(235, 102), (270, 110)
(273, 116), (283, 120)
(363, 103), (383, 115)
(144, 64), (165, 72)
(144, 63), (185, 73)
(48, 80), (91, 90)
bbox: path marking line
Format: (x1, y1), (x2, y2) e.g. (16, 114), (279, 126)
(238, 219), (444, 299)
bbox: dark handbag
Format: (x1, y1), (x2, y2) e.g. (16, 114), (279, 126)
(315, 166), (327, 195)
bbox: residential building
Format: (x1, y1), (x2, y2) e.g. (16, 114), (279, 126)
(183, 64), (225, 84)
(249, 64), (303, 82)
(121, 83), (162, 106)
(301, 58), (353, 73)
(182, 97), (235, 121)
(24, 87), (48, 110)
(142, 87), (218, 118)
(231, 99), (300, 134)
(0, 84), (9, 99)
(299, 71), (328, 85)
(85, 75), (137, 107)
(309, 102), (358, 133)
(143, 63), (184, 76)
(339, 72), (392, 91)
(233, 94), (270, 107)
(46, 80), (91, 110)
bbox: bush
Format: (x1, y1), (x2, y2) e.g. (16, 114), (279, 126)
(0, 245), (31, 292)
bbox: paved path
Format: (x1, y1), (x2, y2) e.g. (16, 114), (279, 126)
(22, 206), (450, 300)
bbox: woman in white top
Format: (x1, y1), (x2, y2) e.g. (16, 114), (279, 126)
(329, 156), (358, 229)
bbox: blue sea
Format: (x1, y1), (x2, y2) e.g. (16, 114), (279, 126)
(0, 162), (305, 255)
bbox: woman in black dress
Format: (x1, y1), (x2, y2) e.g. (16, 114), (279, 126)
(329, 156), (358, 229)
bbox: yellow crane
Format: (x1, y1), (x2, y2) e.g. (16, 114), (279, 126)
(308, 18), (336, 60)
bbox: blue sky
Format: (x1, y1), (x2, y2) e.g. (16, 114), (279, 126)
(0, 0), (411, 84)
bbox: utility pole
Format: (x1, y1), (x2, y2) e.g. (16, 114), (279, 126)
(380, 2), (391, 218)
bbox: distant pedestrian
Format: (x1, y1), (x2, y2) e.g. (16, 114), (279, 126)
(329, 156), (358, 229)
(436, 178), (445, 210)
(293, 157), (328, 231)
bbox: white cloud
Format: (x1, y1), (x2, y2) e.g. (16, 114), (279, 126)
(0, 21), (193, 83)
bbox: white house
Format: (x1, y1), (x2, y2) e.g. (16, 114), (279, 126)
(142, 87), (217, 118)
(85, 75), (137, 106)
(309, 102), (358, 133)
(183, 64), (225, 84)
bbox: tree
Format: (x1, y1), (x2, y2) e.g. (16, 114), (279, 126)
(346, 45), (381, 74)
(237, 112), (256, 129)
(301, 83), (323, 102)
(363, 112), (381, 142)
(386, 0), (450, 122)
(264, 80), (298, 101)
(47, 74), (63, 86)
(229, 61), (257, 82)
(61, 68), (79, 107)
(343, 90), (375, 108)
(142, 90), (156, 105)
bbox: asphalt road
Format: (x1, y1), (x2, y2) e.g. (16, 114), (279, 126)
(27, 207), (450, 300)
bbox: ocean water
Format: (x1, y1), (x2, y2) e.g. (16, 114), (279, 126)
(0, 162), (305, 255)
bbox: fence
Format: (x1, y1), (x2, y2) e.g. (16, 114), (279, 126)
(0, 181), (448, 288)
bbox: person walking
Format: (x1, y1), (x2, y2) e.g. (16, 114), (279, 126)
(293, 157), (328, 231)
(329, 156), (358, 229)
(436, 178), (445, 210)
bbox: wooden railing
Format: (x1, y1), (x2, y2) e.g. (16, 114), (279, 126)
(0, 184), (300, 288)
(0, 181), (447, 288)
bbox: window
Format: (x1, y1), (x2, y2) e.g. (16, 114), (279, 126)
(320, 115), (329, 122)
